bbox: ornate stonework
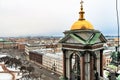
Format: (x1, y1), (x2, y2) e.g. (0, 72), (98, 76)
(59, 30), (107, 80)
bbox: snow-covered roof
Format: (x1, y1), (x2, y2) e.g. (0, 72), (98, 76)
(26, 43), (46, 47)
(0, 54), (7, 58)
(0, 73), (13, 80)
(107, 47), (115, 51)
(0, 64), (22, 80)
(31, 49), (45, 55)
(7, 67), (20, 72)
(0, 54), (11, 58)
(103, 50), (112, 56)
(103, 50), (112, 53)
(117, 70), (120, 74)
(0, 66), (4, 71)
(30, 49), (63, 60)
(44, 52), (63, 60)
(31, 48), (52, 55)
(31, 48), (59, 55)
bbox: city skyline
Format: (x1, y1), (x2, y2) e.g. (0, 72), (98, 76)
(0, 0), (120, 37)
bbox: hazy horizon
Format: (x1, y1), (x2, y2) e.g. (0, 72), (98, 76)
(0, 0), (120, 37)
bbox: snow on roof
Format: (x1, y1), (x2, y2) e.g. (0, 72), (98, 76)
(31, 48), (55, 55)
(0, 64), (22, 80)
(31, 49), (63, 60)
(0, 65), (13, 80)
(103, 50), (112, 53)
(0, 54), (11, 58)
(26, 43), (45, 47)
(0, 66), (4, 71)
(0, 73), (12, 80)
(44, 52), (63, 60)
(31, 49), (46, 55)
(107, 47), (115, 51)
(7, 67), (20, 72)
(33, 48), (53, 51)
(117, 70), (120, 74)
(0, 54), (7, 58)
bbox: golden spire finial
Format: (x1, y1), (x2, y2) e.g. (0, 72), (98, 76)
(79, 0), (85, 20)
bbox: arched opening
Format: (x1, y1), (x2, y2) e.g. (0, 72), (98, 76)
(70, 52), (80, 80)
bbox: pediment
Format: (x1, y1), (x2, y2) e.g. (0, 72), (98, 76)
(59, 30), (107, 45)
(65, 35), (84, 44)
(59, 33), (86, 44)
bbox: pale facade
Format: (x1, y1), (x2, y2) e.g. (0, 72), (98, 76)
(43, 52), (63, 74)
(25, 44), (42, 55)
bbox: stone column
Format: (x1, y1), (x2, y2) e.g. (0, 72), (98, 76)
(84, 52), (91, 80)
(80, 52), (85, 80)
(90, 52), (94, 80)
(62, 49), (67, 79)
(100, 49), (103, 77)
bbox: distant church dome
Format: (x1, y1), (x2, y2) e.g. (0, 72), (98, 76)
(70, 1), (94, 30)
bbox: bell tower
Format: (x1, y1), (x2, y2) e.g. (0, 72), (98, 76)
(59, 0), (107, 80)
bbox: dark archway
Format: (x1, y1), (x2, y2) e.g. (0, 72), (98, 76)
(70, 52), (80, 80)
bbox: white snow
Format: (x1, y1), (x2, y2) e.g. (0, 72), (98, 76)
(0, 73), (12, 80)
(0, 54), (22, 80)
(103, 70), (109, 80)
(117, 70), (120, 74)
(44, 52), (63, 60)
(0, 54), (7, 58)
(0, 66), (4, 71)
(7, 67), (20, 72)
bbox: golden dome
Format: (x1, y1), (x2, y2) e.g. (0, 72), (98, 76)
(71, 20), (94, 30)
(70, 0), (94, 30)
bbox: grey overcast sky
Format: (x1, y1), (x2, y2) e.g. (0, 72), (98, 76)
(0, 0), (120, 37)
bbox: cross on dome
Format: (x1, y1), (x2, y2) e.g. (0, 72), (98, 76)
(71, 0), (94, 30)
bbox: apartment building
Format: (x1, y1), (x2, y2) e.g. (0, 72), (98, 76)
(43, 52), (63, 74)
(0, 39), (17, 49)
(103, 50), (112, 67)
(29, 48), (63, 75)
(29, 50), (44, 64)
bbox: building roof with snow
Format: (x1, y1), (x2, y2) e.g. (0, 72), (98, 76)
(44, 52), (63, 60)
